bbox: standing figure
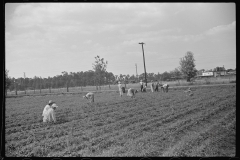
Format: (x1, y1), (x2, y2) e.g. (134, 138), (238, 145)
(127, 88), (138, 98)
(142, 83), (147, 92)
(154, 80), (159, 92)
(150, 80), (155, 92)
(42, 100), (58, 123)
(118, 81), (123, 97)
(140, 80), (144, 92)
(121, 86), (125, 93)
(83, 92), (95, 103)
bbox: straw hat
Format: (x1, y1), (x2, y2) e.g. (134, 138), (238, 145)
(48, 100), (55, 105)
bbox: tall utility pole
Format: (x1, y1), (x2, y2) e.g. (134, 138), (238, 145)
(135, 63), (138, 81)
(139, 42), (147, 86)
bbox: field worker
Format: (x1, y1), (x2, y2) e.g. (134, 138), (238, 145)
(161, 84), (169, 93)
(142, 83), (147, 92)
(83, 92), (94, 103)
(42, 100), (54, 117)
(184, 87), (192, 93)
(118, 81), (123, 97)
(42, 102), (58, 123)
(121, 86), (125, 93)
(184, 87), (194, 96)
(140, 80), (144, 92)
(154, 80), (159, 92)
(127, 88), (138, 98)
(150, 80), (155, 92)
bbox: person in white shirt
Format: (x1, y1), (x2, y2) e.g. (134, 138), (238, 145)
(42, 100), (54, 117)
(127, 88), (138, 98)
(161, 84), (169, 93)
(150, 80), (155, 92)
(118, 81), (123, 97)
(83, 92), (94, 103)
(42, 100), (58, 123)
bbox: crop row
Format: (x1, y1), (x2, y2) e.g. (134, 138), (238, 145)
(5, 85), (236, 156)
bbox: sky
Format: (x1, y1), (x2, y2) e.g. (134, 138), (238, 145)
(5, 3), (236, 79)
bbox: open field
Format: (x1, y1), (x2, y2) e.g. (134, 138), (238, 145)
(5, 84), (236, 157)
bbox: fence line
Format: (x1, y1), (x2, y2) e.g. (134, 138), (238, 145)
(6, 75), (236, 96)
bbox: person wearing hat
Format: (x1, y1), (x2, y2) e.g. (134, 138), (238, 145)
(42, 100), (58, 123)
(83, 92), (94, 103)
(118, 81), (123, 97)
(140, 80), (144, 92)
(42, 100), (54, 117)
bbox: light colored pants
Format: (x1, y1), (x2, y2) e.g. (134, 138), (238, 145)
(119, 89), (123, 96)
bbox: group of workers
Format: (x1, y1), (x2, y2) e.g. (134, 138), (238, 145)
(42, 80), (193, 123)
(141, 79), (169, 93)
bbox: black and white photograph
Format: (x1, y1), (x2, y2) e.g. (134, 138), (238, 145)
(5, 3), (236, 157)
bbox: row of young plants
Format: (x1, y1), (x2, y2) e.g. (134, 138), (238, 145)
(5, 85), (235, 156)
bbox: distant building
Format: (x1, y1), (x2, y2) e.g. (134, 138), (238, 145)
(226, 69), (236, 75)
(213, 70), (227, 77)
(196, 69), (204, 77)
(197, 66), (228, 78)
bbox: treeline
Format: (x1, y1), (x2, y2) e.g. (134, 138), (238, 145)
(7, 69), (183, 92)
(6, 53), (194, 94)
(7, 71), (115, 92)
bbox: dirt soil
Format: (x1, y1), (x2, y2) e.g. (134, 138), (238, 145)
(5, 84), (236, 157)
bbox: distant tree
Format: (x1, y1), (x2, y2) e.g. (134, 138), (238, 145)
(147, 73), (155, 81)
(5, 69), (11, 95)
(156, 72), (161, 81)
(169, 68), (182, 83)
(92, 55), (108, 89)
(129, 74), (136, 82)
(105, 72), (115, 88)
(47, 76), (52, 93)
(138, 73), (145, 81)
(125, 74), (130, 83)
(161, 71), (171, 81)
(179, 51), (197, 82)
(119, 74), (124, 82)
(33, 76), (38, 94)
(62, 71), (70, 92)
(171, 68), (182, 79)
